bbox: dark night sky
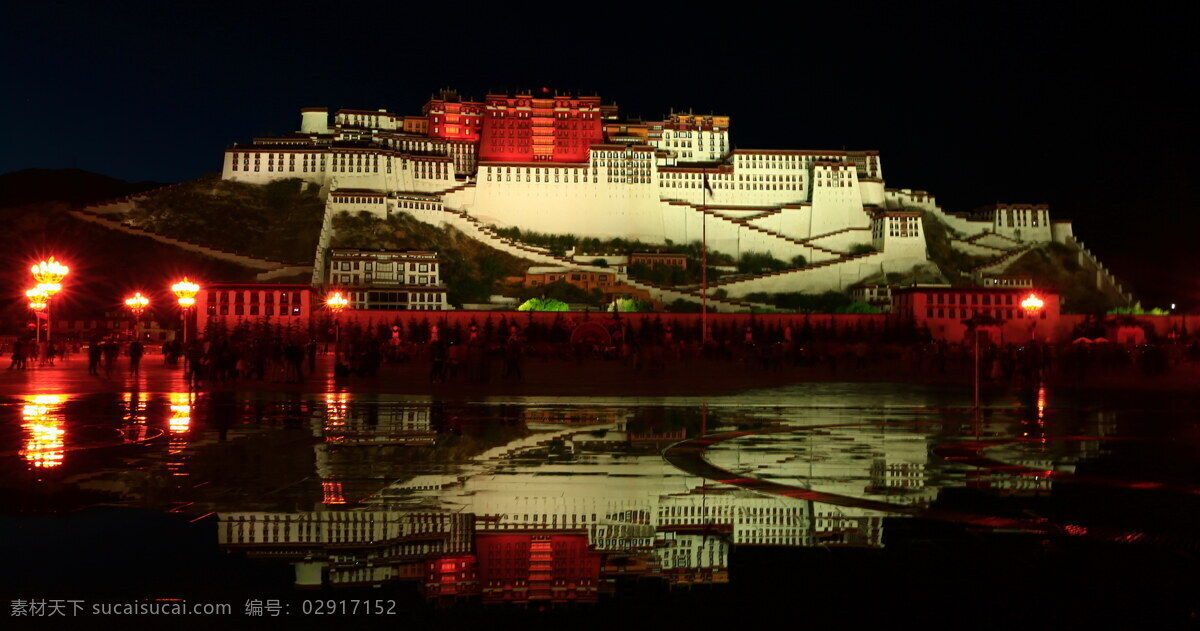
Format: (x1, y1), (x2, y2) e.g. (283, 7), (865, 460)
(3, 2), (1196, 306)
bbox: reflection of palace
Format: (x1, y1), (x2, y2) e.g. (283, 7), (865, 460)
(962, 402), (1116, 496)
(217, 399), (1103, 600)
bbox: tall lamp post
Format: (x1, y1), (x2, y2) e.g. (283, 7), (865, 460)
(325, 291), (349, 358)
(26, 288), (48, 343)
(124, 292), (150, 340)
(1021, 293), (1046, 383)
(171, 278), (200, 345)
(1021, 293), (1045, 342)
(31, 257), (69, 344)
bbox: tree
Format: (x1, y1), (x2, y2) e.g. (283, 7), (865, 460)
(836, 301), (882, 314)
(667, 299), (702, 313)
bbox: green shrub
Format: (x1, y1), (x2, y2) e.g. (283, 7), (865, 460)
(1108, 305), (1170, 316)
(518, 297), (569, 312)
(849, 243), (877, 255)
(737, 251), (789, 274)
(610, 298), (653, 312)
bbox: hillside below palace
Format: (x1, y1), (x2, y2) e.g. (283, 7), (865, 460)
(221, 89), (1095, 302)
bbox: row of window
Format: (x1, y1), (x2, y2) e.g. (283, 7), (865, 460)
(353, 290), (443, 302)
(1004, 209), (1047, 228)
(336, 274), (436, 286)
(209, 290), (301, 304)
(486, 174), (652, 184)
(933, 293), (1017, 306)
(871, 217), (921, 238)
(337, 261), (436, 272)
(208, 304), (303, 317)
(926, 307), (1047, 320)
(737, 154), (835, 166)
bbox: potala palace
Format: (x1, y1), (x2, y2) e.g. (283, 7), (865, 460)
(218, 89), (1124, 309)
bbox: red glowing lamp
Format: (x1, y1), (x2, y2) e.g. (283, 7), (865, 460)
(26, 287), (48, 311)
(124, 292), (150, 316)
(171, 278), (200, 308)
(31, 257), (68, 296)
(325, 291), (350, 312)
(1021, 294), (1045, 315)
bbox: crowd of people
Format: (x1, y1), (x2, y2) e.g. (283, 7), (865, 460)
(5, 338), (74, 370)
(4, 315), (1200, 390)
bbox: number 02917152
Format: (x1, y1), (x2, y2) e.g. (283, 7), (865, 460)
(301, 600), (397, 615)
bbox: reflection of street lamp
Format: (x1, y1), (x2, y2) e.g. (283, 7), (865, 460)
(1021, 293), (1045, 342)
(963, 313), (1001, 410)
(22, 394), (65, 469)
(171, 278), (200, 344)
(31, 257), (68, 343)
(125, 292), (150, 339)
(325, 291), (349, 355)
(26, 288), (48, 343)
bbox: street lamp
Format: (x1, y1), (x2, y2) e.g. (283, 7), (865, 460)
(26, 288), (48, 343)
(325, 291), (349, 353)
(171, 278), (200, 345)
(1021, 293), (1045, 342)
(124, 292), (150, 340)
(31, 257), (68, 344)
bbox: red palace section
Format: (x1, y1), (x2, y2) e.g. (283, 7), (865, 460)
(474, 533), (601, 603)
(478, 91), (604, 163)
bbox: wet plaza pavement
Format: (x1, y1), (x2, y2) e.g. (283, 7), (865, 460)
(2, 366), (1200, 627)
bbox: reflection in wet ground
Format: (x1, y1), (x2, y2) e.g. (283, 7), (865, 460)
(2, 384), (1200, 625)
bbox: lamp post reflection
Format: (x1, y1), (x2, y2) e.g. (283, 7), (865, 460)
(122, 392), (151, 443)
(321, 392), (349, 504)
(167, 393), (193, 478)
(21, 395), (65, 470)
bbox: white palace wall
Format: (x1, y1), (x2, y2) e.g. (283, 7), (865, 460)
(859, 179), (886, 207)
(808, 228), (874, 252)
(221, 151), (329, 186)
(712, 252), (888, 297)
(810, 163), (869, 235)
(465, 166), (665, 241)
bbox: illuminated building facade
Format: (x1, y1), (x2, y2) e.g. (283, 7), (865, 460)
(891, 286), (1061, 342)
(520, 267), (618, 292)
(478, 91), (604, 164)
(325, 249), (447, 311)
(195, 283), (312, 332)
(222, 88), (1090, 300)
(424, 89), (483, 143)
